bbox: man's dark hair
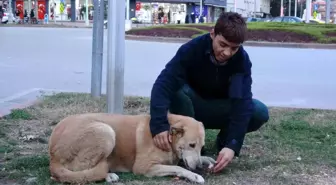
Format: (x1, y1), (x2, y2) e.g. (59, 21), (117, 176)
(214, 12), (247, 44)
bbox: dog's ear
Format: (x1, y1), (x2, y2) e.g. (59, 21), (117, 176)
(169, 126), (184, 136)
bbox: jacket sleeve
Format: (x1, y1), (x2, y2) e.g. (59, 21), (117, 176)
(225, 51), (254, 156)
(149, 43), (194, 137)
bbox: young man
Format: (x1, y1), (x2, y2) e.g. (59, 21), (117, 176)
(149, 12), (269, 173)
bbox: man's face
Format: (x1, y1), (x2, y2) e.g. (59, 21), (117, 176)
(210, 30), (241, 63)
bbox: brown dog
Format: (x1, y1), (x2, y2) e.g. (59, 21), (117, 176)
(48, 113), (216, 184)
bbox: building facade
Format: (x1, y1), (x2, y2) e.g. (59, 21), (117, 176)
(8, 0), (87, 21)
(7, 0), (227, 23)
(314, 0), (336, 22)
(226, 0), (271, 17)
(133, 0), (226, 24)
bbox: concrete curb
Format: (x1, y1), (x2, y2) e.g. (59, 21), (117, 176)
(0, 89), (45, 118)
(125, 35), (336, 49)
(0, 99), (40, 118)
(0, 89), (75, 118)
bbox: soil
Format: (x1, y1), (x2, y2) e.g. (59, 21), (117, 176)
(247, 30), (318, 43)
(126, 27), (201, 38)
(186, 25), (213, 32)
(127, 26), (319, 43)
(325, 31), (336, 37)
(1, 93), (336, 185)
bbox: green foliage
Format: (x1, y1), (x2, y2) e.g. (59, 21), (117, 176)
(127, 22), (336, 43)
(4, 109), (33, 120)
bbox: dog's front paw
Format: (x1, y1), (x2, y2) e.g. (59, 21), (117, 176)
(105, 173), (119, 183)
(185, 172), (205, 184)
(198, 156), (216, 169)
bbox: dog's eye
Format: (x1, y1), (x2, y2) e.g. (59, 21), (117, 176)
(189, 143), (196, 148)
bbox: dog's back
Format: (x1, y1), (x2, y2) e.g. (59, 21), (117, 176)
(48, 113), (148, 183)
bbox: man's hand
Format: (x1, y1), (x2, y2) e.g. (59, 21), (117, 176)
(153, 131), (172, 152)
(212, 147), (235, 173)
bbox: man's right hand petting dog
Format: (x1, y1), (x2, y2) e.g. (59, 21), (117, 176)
(48, 113), (216, 184)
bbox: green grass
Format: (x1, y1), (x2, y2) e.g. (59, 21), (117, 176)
(0, 93), (335, 185)
(3, 109), (34, 120)
(126, 22), (336, 43)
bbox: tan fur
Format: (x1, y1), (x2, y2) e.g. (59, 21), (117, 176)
(48, 113), (216, 184)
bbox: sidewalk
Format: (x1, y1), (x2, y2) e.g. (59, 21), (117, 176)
(0, 22), (92, 28)
(52, 21), (93, 28)
(1, 21), (160, 29)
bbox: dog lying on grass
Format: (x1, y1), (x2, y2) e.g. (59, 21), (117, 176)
(48, 113), (216, 184)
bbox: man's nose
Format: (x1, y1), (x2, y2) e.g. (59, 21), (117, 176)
(223, 48), (231, 56)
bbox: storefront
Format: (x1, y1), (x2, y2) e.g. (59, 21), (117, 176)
(13, 0), (92, 21)
(134, 0), (226, 24)
(204, 0), (226, 22)
(48, 0), (93, 21)
(135, 1), (187, 24)
(12, 0), (46, 19)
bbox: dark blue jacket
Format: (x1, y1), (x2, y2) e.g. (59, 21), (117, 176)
(149, 33), (254, 156)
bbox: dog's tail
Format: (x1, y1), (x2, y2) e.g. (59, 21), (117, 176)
(50, 160), (109, 183)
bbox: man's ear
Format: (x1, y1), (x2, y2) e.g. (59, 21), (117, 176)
(169, 126), (184, 136)
(210, 28), (215, 40)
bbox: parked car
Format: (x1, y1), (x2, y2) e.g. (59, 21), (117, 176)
(259, 17), (272, 22)
(309, 18), (325, 24)
(270, 16), (304, 23)
(246, 17), (261, 22)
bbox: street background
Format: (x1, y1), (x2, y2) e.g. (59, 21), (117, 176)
(1, 27), (336, 111)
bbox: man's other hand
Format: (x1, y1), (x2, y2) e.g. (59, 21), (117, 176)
(153, 131), (172, 152)
(212, 147), (235, 173)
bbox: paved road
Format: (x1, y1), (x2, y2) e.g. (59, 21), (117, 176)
(1, 27), (336, 110)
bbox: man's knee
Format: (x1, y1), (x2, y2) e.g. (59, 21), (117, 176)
(169, 86), (195, 118)
(248, 99), (269, 132)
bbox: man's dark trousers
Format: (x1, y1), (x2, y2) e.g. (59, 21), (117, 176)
(169, 85), (269, 154)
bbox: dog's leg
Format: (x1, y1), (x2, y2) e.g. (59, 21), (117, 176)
(50, 122), (117, 184)
(145, 164), (205, 184)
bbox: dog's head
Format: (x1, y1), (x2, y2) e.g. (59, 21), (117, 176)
(168, 114), (205, 170)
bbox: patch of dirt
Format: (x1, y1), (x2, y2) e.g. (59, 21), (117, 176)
(126, 27), (201, 38)
(247, 30), (318, 43)
(0, 93), (335, 185)
(186, 25), (213, 32)
(202, 165), (336, 185)
(302, 109), (336, 126)
(325, 32), (336, 37)
(127, 26), (319, 43)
